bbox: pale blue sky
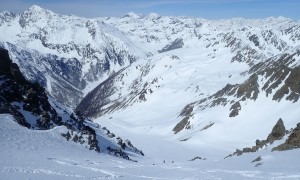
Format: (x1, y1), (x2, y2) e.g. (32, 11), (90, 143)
(0, 0), (299, 19)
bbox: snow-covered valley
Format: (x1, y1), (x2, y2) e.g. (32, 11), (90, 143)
(1, 5), (300, 179)
(1, 114), (300, 180)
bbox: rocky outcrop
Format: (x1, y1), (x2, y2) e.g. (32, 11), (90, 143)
(76, 61), (157, 118)
(267, 118), (286, 143)
(173, 104), (194, 134)
(0, 48), (62, 129)
(158, 38), (184, 53)
(251, 52), (300, 102)
(273, 123), (300, 151)
(0, 48), (144, 159)
(0, 6), (139, 108)
(176, 50), (300, 125)
(225, 118), (286, 158)
(61, 123), (100, 152)
(76, 68), (126, 118)
(229, 101), (241, 117)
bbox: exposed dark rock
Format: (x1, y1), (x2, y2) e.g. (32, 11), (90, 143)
(273, 122), (300, 151)
(229, 101), (241, 117)
(235, 74), (259, 100)
(249, 34), (260, 47)
(173, 104), (194, 134)
(251, 53), (300, 102)
(138, 90), (147, 101)
(255, 163), (263, 167)
(273, 66), (300, 102)
(0, 96), (30, 128)
(267, 118), (286, 143)
(189, 156), (207, 161)
(107, 146), (132, 161)
(242, 147), (253, 153)
(251, 156), (262, 163)
(226, 118), (288, 158)
(0, 49), (12, 75)
(213, 84), (237, 98)
(0, 48), (143, 160)
(0, 48), (62, 129)
(256, 139), (268, 149)
(178, 104), (194, 117)
(76, 69), (124, 117)
(200, 122), (214, 131)
(61, 131), (72, 141)
(173, 116), (191, 134)
(158, 38), (184, 53)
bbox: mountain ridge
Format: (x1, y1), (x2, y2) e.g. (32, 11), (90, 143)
(0, 48), (143, 160)
(1, 4), (300, 159)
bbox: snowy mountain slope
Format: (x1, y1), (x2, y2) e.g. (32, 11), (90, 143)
(75, 11), (300, 164)
(0, 48), (143, 161)
(0, 5), (145, 107)
(174, 49), (300, 134)
(1, 114), (300, 180)
(101, 14), (300, 61)
(77, 45), (250, 118)
(1, 5), (300, 179)
(1, 6), (300, 108)
(78, 46), (300, 157)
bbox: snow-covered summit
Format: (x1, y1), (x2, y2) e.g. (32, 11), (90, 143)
(122, 12), (142, 19)
(26, 5), (50, 13)
(1, 5), (300, 179)
(0, 6), (147, 107)
(147, 12), (160, 19)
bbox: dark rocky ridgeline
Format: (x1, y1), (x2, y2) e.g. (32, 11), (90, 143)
(0, 48), (62, 129)
(0, 49), (100, 151)
(76, 60), (155, 118)
(61, 115), (100, 152)
(173, 50), (300, 134)
(158, 38), (184, 53)
(266, 118), (286, 143)
(0, 48), (144, 159)
(224, 118), (300, 158)
(173, 104), (194, 134)
(76, 68), (126, 118)
(3, 42), (85, 107)
(273, 123), (300, 151)
(0, 48), (100, 153)
(102, 126), (144, 161)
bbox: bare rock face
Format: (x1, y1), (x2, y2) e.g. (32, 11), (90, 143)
(173, 104), (193, 134)
(158, 38), (184, 53)
(225, 118), (287, 158)
(267, 118), (286, 143)
(286, 123), (300, 146)
(273, 123), (300, 151)
(229, 101), (241, 117)
(0, 48), (62, 129)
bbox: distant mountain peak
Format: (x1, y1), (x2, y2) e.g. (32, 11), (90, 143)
(265, 16), (292, 22)
(25, 5), (53, 15)
(27, 5), (45, 12)
(123, 12), (142, 19)
(148, 12), (160, 18)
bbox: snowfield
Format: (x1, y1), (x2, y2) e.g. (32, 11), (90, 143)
(1, 114), (300, 180)
(1, 5), (300, 180)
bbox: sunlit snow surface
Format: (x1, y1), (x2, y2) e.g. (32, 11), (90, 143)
(1, 114), (300, 180)
(1, 7), (300, 179)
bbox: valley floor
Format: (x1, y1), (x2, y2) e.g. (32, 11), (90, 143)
(1, 114), (300, 180)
